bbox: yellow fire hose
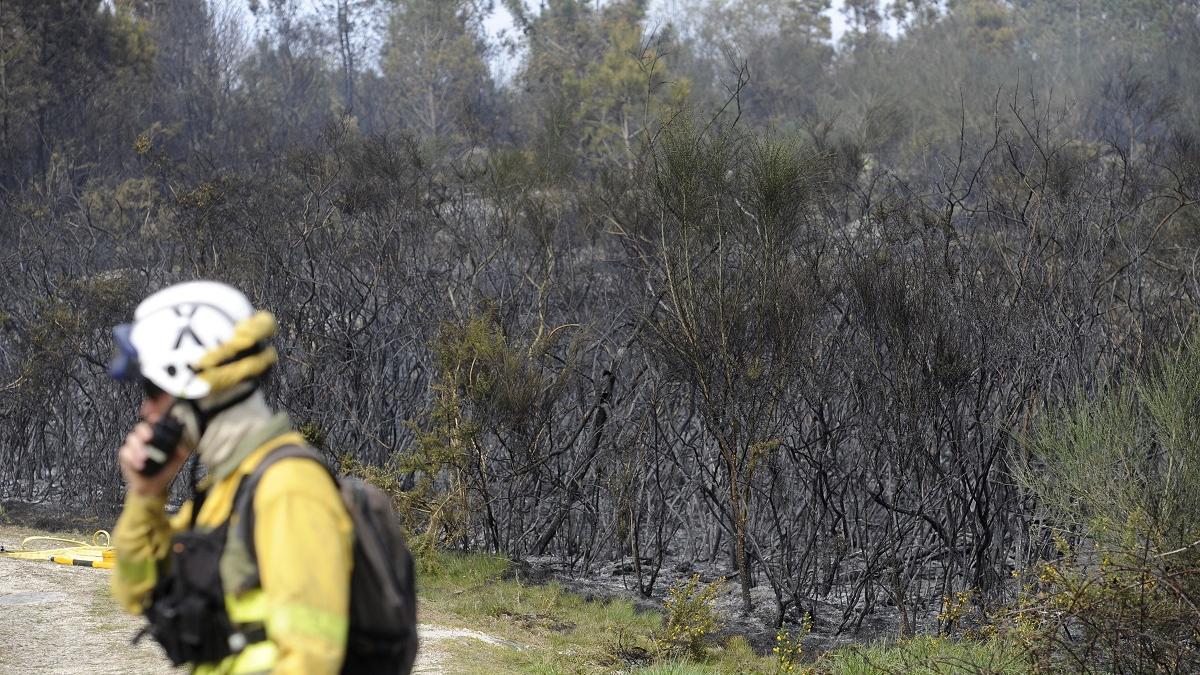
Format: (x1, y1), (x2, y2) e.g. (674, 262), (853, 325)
(0, 530), (116, 569)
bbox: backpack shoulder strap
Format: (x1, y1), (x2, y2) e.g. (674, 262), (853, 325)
(233, 444), (336, 569)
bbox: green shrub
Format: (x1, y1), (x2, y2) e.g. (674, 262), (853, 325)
(1002, 538), (1200, 673)
(659, 574), (724, 659)
(1023, 336), (1200, 552)
(1015, 335), (1200, 672)
(773, 615), (811, 674)
(298, 421), (327, 449)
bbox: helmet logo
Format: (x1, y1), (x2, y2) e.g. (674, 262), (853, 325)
(171, 305), (206, 350)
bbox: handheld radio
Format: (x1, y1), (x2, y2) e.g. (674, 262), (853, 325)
(139, 414), (184, 476)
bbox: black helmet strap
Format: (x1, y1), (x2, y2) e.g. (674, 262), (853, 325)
(188, 381), (260, 440)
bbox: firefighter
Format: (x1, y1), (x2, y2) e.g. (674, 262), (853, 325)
(109, 280), (353, 674)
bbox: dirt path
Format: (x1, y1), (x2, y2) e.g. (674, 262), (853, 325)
(413, 626), (523, 674)
(0, 526), (498, 674)
(0, 555), (166, 674)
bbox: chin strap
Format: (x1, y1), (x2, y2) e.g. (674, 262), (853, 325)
(186, 381), (261, 440)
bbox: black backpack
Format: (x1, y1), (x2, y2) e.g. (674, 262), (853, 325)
(236, 445), (419, 674)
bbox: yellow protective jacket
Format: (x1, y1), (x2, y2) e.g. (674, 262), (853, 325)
(112, 415), (354, 674)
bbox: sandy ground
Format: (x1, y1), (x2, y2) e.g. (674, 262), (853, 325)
(413, 626), (522, 674)
(0, 526), (500, 674)
(0, 554), (167, 674)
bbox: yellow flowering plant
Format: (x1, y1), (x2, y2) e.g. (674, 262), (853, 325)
(659, 573), (725, 659)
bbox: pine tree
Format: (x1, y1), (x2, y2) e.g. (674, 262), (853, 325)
(378, 0), (492, 144)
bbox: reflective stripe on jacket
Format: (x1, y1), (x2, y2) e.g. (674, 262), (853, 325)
(111, 426), (354, 674)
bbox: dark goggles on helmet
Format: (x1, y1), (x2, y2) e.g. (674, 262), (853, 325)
(110, 324), (168, 398)
(108, 324), (166, 396)
(108, 323), (140, 383)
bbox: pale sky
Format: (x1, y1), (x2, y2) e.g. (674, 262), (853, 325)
(256, 0), (858, 84)
(483, 0), (853, 37)
(482, 0), (854, 83)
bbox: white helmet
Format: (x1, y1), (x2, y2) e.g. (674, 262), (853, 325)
(110, 281), (275, 399)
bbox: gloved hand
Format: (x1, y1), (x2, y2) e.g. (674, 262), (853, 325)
(118, 397), (191, 497)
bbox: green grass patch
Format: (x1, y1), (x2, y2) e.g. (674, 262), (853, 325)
(418, 552), (665, 673)
(417, 552), (1028, 674)
(809, 636), (1027, 674)
(633, 635), (1026, 674)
